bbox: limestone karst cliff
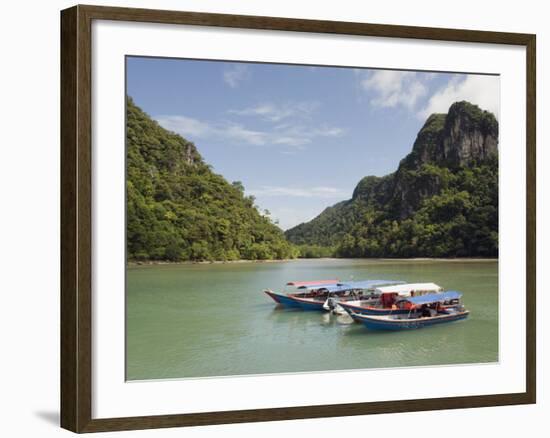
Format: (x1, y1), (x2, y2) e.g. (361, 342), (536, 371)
(286, 101), (499, 257)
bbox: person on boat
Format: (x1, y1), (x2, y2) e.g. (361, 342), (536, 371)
(421, 305), (431, 318)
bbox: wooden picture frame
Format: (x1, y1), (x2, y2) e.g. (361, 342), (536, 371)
(60, 4), (536, 433)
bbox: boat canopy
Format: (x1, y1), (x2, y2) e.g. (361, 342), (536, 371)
(315, 284), (349, 292)
(337, 280), (405, 290)
(301, 283), (349, 292)
(402, 291), (462, 305)
(375, 282), (442, 296)
(299, 279), (404, 292)
(287, 279), (339, 288)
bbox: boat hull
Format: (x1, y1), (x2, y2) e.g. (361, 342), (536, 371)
(288, 296), (326, 311)
(264, 290), (302, 308)
(351, 311), (469, 330)
(264, 290), (325, 310)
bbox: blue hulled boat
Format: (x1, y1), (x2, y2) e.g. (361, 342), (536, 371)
(349, 291), (469, 330)
(264, 279), (403, 311)
(264, 279), (338, 310)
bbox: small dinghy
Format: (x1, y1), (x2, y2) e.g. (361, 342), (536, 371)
(349, 291), (469, 330)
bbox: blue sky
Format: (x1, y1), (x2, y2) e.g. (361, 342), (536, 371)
(126, 57), (499, 230)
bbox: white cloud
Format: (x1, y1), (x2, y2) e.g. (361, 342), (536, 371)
(359, 70), (499, 120)
(154, 115), (213, 138)
(272, 136), (311, 147)
(361, 70), (428, 110)
(418, 75), (500, 120)
(271, 124), (345, 147)
(156, 115), (267, 145)
(224, 124), (267, 146)
(155, 115), (344, 149)
(247, 186), (347, 199)
(229, 101), (319, 122)
(223, 64), (250, 88)
(317, 127), (345, 137)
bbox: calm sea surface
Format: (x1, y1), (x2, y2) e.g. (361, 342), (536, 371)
(126, 259), (498, 380)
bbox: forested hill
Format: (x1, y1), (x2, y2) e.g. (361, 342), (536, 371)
(285, 101), (499, 258)
(126, 97), (295, 262)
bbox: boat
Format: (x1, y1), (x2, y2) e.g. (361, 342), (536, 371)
(338, 282), (444, 316)
(264, 279), (403, 311)
(263, 279), (338, 309)
(349, 291), (469, 330)
(323, 280), (405, 313)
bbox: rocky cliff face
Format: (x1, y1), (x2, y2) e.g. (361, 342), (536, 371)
(400, 101), (498, 171)
(440, 102), (498, 167)
(285, 101), (499, 246)
(388, 101), (498, 218)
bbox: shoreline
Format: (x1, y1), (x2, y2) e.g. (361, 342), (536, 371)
(127, 257), (498, 266)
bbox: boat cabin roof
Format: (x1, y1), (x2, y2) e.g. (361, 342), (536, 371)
(337, 279), (405, 290)
(375, 282), (443, 295)
(298, 279), (404, 292)
(401, 290), (462, 305)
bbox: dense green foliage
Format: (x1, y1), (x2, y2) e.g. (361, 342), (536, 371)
(288, 161), (498, 258)
(126, 98), (296, 262)
(286, 102), (499, 258)
(333, 158), (498, 257)
(295, 244), (337, 259)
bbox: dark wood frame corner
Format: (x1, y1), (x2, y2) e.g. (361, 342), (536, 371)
(60, 4), (536, 433)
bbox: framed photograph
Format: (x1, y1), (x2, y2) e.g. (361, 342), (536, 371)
(60, 4), (536, 433)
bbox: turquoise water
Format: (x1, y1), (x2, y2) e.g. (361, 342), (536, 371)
(126, 259), (498, 380)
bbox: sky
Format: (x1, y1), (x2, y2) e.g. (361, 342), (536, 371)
(126, 57), (499, 230)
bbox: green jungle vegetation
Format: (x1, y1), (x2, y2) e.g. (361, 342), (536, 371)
(127, 98), (498, 262)
(287, 158), (498, 258)
(127, 97), (296, 262)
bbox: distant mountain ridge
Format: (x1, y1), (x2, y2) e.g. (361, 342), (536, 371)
(285, 101), (499, 258)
